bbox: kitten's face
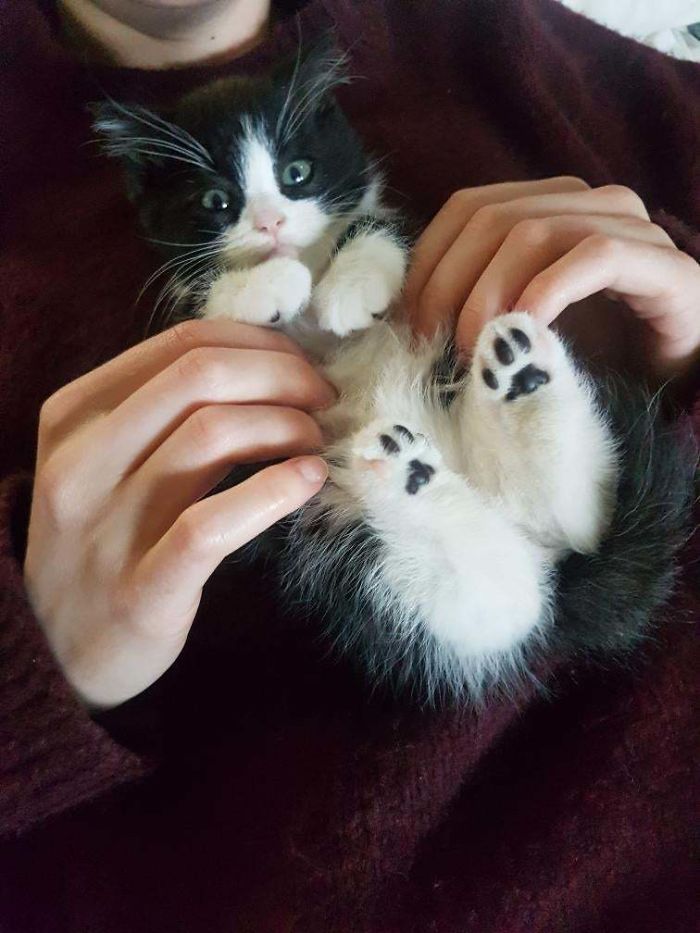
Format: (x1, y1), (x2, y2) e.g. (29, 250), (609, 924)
(94, 50), (373, 271)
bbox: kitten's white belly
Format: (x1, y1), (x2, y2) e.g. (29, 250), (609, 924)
(298, 314), (617, 691)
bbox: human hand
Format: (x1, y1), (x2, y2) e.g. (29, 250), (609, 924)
(24, 320), (335, 709)
(406, 177), (700, 378)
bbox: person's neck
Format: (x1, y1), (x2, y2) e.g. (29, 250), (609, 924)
(59, 0), (272, 70)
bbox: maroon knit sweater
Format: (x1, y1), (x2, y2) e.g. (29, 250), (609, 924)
(1, 1), (698, 930)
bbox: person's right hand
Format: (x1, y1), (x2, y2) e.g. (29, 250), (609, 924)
(23, 319), (335, 710)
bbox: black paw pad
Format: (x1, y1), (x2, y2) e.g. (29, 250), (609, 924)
(505, 364), (550, 401)
(406, 459), (435, 495)
(509, 328), (531, 352)
(482, 368), (499, 390)
(380, 433), (400, 455)
(494, 336), (514, 365)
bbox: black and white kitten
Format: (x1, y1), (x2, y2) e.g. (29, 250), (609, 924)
(94, 46), (406, 340)
(95, 46), (695, 704)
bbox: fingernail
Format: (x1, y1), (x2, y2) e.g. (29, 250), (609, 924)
(292, 455), (328, 485)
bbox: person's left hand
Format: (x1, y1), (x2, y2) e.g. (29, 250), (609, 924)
(405, 177), (700, 378)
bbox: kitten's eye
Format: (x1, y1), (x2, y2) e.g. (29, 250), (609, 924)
(281, 159), (313, 187)
(201, 189), (230, 211)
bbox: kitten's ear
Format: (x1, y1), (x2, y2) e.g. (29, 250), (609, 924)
(90, 100), (156, 198)
(90, 101), (153, 161)
(90, 100), (213, 199)
(279, 36), (351, 123)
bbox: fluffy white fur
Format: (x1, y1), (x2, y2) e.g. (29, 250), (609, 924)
(286, 312), (618, 699)
(313, 227), (408, 336)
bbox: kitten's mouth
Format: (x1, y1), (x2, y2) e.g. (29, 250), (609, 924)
(267, 243), (299, 260)
(222, 240), (300, 267)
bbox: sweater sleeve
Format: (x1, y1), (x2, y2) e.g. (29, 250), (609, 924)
(0, 472), (146, 838)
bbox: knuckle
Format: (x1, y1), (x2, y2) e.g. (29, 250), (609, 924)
(469, 203), (503, 231)
(597, 184), (647, 216)
(448, 188), (473, 210)
(555, 175), (589, 191)
(187, 406), (231, 453)
(646, 221), (673, 244)
(277, 408), (323, 446)
(675, 248), (700, 277)
(582, 233), (621, 264)
(38, 394), (61, 436)
(508, 218), (551, 248)
(107, 582), (139, 626)
(36, 454), (81, 527)
(38, 385), (73, 436)
(176, 346), (227, 394)
(170, 509), (211, 561)
(164, 318), (205, 355)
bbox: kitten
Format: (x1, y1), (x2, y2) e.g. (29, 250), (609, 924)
(94, 46), (696, 704)
(93, 44), (407, 344)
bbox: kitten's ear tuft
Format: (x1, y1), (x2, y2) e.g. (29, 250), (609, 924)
(90, 99), (213, 199)
(277, 34), (351, 135)
(298, 34), (351, 94)
(90, 100), (158, 199)
(90, 100), (150, 164)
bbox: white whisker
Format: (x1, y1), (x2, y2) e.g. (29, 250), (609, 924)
(104, 98), (213, 167)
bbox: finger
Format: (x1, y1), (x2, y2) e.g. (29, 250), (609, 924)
(136, 456), (328, 609)
(519, 237), (700, 365)
(120, 405), (323, 545)
(85, 347), (336, 490)
(39, 319), (309, 452)
(404, 177), (589, 316)
(412, 185), (648, 338)
(454, 215), (673, 352)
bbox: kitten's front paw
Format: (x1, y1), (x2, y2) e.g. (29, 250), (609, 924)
(314, 234), (407, 337)
(474, 312), (556, 402)
(203, 257), (312, 326)
(353, 422), (440, 496)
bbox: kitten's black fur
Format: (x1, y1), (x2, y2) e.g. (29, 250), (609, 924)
(93, 42), (376, 302)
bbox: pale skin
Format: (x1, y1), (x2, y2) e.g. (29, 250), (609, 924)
(406, 177), (700, 378)
(25, 2), (700, 709)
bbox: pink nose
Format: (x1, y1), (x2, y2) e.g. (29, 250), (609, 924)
(253, 209), (285, 234)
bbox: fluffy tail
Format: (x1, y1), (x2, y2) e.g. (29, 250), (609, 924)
(553, 377), (697, 657)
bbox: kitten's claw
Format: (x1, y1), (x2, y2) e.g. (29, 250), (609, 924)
(474, 313), (553, 402)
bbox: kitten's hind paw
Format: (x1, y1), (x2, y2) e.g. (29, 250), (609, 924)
(474, 312), (557, 402)
(353, 422), (440, 496)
